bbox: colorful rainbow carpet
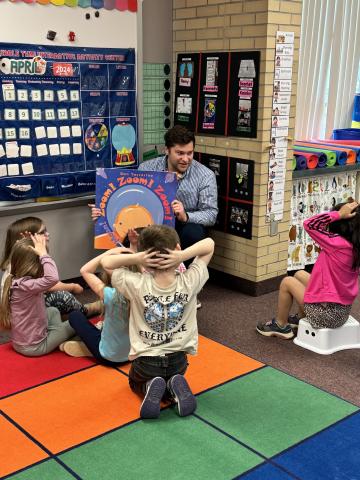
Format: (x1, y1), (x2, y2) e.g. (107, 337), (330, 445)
(1, 335), (359, 479)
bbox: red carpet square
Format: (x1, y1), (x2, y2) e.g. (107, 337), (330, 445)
(0, 343), (96, 398)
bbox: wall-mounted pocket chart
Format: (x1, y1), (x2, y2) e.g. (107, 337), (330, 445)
(198, 152), (254, 239)
(0, 42), (136, 201)
(143, 63), (171, 146)
(174, 51), (260, 138)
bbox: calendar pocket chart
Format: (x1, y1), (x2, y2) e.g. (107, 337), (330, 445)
(0, 42), (136, 201)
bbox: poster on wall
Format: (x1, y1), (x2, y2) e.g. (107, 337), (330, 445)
(288, 172), (357, 270)
(266, 32), (294, 221)
(94, 168), (177, 249)
(198, 152), (254, 239)
(227, 51), (261, 138)
(228, 157), (254, 200)
(226, 200), (253, 239)
(0, 42), (136, 201)
(200, 152), (228, 196)
(197, 52), (228, 136)
(174, 53), (200, 132)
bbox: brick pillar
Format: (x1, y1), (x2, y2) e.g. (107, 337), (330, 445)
(173, 0), (303, 295)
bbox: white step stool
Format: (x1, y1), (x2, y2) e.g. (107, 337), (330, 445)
(294, 315), (360, 354)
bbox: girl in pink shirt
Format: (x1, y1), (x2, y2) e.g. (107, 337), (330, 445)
(257, 201), (360, 339)
(0, 234), (74, 356)
(0, 216), (100, 317)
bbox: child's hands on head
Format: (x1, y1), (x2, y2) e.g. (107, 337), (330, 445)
(157, 248), (183, 270)
(28, 234), (48, 257)
(137, 249), (162, 270)
(339, 201), (359, 220)
(107, 247), (133, 256)
(19, 230), (32, 239)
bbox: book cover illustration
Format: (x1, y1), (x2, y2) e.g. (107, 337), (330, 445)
(95, 168), (177, 249)
(203, 96), (217, 129)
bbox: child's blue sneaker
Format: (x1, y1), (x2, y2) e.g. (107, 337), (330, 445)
(140, 377), (166, 419)
(256, 318), (294, 339)
(168, 374), (197, 417)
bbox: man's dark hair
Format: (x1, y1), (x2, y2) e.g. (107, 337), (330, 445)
(138, 225), (180, 254)
(164, 125), (195, 149)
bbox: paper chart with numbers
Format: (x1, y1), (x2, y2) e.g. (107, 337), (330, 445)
(266, 31), (294, 221)
(0, 43), (136, 201)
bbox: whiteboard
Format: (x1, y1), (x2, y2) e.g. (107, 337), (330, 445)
(0, 2), (137, 49)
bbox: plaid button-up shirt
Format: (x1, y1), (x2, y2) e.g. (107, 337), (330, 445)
(138, 155), (218, 226)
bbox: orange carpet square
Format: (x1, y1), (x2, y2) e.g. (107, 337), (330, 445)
(118, 335), (263, 393)
(0, 415), (48, 477)
(186, 336), (264, 394)
(0, 366), (142, 454)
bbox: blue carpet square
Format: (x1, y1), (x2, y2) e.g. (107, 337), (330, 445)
(274, 412), (360, 480)
(236, 463), (294, 479)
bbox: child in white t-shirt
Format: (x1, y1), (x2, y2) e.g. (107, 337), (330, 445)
(101, 225), (214, 420)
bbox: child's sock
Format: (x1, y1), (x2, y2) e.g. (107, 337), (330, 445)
(275, 320), (288, 330)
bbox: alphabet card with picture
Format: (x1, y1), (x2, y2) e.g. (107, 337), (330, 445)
(94, 168), (177, 249)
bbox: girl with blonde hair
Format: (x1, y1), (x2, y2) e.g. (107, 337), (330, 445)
(0, 234), (74, 356)
(0, 216), (100, 316)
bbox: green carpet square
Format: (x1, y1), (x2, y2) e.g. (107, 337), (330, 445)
(10, 460), (74, 480)
(195, 367), (358, 458)
(60, 410), (262, 480)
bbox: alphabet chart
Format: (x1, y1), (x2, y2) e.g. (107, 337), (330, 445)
(0, 42), (136, 201)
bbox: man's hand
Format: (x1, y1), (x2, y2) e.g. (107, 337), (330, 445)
(157, 249), (184, 270)
(29, 234), (48, 257)
(339, 201), (358, 219)
(88, 203), (101, 222)
(171, 200), (187, 223)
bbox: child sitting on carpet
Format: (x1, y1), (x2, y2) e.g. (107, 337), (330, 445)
(62, 228), (187, 363)
(0, 234), (75, 356)
(101, 225), (214, 419)
(257, 201), (360, 339)
(60, 246), (132, 365)
(0, 216), (100, 317)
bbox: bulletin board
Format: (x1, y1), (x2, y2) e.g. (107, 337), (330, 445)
(289, 172), (357, 270)
(0, 42), (136, 201)
(198, 152), (254, 239)
(174, 51), (260, 138)
(174, 53), (200, 132)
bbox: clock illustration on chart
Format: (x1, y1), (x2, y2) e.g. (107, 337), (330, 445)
(85, 123), (109, 152)
(112, 123), (136, 166)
